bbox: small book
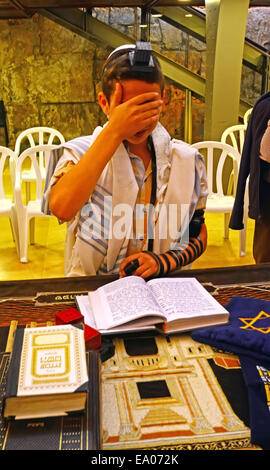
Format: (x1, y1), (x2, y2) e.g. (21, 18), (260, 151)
(3, 324), (89, 420)
(76, 276), (229, 335)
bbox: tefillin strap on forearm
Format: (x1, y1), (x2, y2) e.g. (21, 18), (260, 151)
(143, 210), (205, 278)
(142, 237), (204, 279)
(128, 42), (155, 73)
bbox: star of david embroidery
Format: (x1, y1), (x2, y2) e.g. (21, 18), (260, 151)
(239, 310), (270, 334)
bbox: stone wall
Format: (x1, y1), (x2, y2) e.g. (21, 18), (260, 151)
(0, 8), (269, 147)
(0, 14), (109, 147)
(0, 10), (206, 147)
(245, 7), (270, 49)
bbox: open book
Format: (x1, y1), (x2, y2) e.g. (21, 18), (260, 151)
(76, 276), (229, 335)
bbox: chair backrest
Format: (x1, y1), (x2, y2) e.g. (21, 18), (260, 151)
(221, 124), (247, 155)
(15, 145), (58, 206)
(0, 145), (16, 200)
(15, 126), (65, 153)
(191, 141), (241, 197)
(14, 127), (65, 171)
(243, 107), (253, 125)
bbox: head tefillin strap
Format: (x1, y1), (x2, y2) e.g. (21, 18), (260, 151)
(128, 42), (155, 73)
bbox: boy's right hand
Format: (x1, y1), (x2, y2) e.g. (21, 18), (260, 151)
(107, 82), (163, 141)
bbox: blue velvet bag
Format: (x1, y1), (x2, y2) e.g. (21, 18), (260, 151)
(192, 295), (270, 362)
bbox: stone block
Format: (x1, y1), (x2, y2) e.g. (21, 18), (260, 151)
(40, 102), (102, 142)
(28, 52), (95, 104)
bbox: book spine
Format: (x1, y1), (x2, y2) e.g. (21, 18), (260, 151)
(5, 327), (24, 398)
(87, 350), (102, 450)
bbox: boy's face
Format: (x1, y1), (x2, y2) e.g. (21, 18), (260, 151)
(120, 80), (162, 144)
(100, 79), (163, 145)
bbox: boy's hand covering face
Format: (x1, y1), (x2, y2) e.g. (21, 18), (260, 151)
(107, 82), (163, 142)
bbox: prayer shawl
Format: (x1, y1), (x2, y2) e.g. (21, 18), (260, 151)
(42, 122), (207, 276)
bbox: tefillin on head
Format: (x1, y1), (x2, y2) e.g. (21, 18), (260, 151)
(103, 41), (155, 76)
(128, 42), (155, 73)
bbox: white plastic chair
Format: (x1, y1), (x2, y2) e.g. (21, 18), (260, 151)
(0, 146), (19, 256)
(191, 141), (246, 257)
(15, 126), (64, 199)
(14, 144), (58, 263)
(221, 124), (249, 256)
(243, 107), (252, 125)
(15, 127), (65, 245)
(14, 127), (65, 177)
(221, 124), (247, 155)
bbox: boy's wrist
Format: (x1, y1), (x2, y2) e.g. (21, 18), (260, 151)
(105, 119), (125, 144)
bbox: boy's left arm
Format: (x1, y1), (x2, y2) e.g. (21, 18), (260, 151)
(119, 216), (207, 279)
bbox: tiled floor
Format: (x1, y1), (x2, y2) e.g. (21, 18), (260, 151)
(0, 210), (255, 281)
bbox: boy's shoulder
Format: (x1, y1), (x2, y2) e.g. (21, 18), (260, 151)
(55, 125), (105, 159)
(61, 135), (94, 156)
(171, 137), (194, 148)
(171, 138), (197, 158)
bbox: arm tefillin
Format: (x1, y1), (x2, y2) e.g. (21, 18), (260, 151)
(143, 210), (206, 278)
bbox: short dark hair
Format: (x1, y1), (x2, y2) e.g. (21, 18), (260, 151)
(101, 47), (165, 102)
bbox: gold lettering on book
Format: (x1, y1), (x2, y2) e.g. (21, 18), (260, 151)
(40, 354), (62, 369)
(30, 332), (71, 383)
(27, 422), (45, 428)
(32, 345), (69, 380)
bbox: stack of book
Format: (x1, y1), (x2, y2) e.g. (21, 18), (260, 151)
(0, 323), (101, 450)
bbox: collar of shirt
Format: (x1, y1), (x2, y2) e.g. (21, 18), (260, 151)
(128, 151), (152, 189)
(125, 149), (153, 256)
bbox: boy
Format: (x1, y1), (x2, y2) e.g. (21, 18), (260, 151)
(42, 42), (208, 278)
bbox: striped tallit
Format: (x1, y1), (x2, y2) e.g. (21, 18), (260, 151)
(42, 122), (208, 276)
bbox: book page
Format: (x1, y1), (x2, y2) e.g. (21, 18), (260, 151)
(76, 295), (157, 334)
(90, 276), (164, 330)
(148, 277), (227, 321)
(76, 295), (98, 329)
